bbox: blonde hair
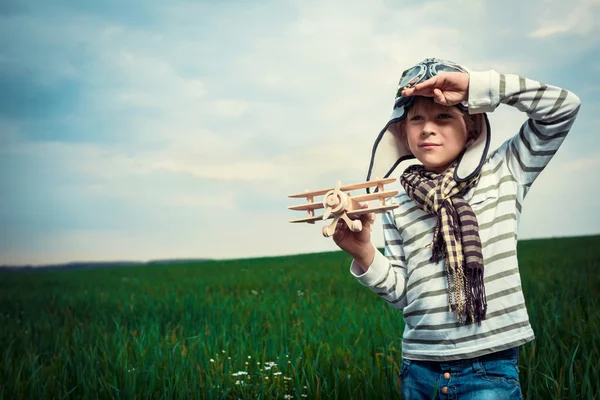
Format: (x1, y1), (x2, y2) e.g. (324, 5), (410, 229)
(391, 97), (480, 146)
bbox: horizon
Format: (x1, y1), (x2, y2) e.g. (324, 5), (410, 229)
(1, 0), (599, 265)
(2, 232), (598, 268)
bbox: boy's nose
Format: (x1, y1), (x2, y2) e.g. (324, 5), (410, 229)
(421, 122), (437, 136)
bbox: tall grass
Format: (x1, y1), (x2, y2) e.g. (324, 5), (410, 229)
(1, 235), (598, 399)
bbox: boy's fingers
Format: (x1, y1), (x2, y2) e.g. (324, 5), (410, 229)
(360, 204), (375, 221)
(403, 86), (432, 98)
(411, 76), (438, 95)
(347, 203), (374, 231)
(365, 213), (375, 231)
(361, 211), (375, 227)
(433, 88), (445, 104)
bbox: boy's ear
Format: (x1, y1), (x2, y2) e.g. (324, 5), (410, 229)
(390, 121), (408, 144)
(389, 121), (403, 136)
(465, 113), (483, 147)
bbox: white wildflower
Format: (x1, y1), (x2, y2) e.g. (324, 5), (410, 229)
(264, 361), (277, 370)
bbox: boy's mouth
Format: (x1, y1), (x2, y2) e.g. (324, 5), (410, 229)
(419, 142), (441, 148)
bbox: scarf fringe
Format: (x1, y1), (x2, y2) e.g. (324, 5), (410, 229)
(464, 265), (487, 326)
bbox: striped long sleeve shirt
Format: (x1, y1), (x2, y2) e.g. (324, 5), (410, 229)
(350, 70), (581, 361)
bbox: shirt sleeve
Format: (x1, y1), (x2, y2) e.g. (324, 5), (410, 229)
(349, 209), (408, 310)
(468, 70), (581, 192)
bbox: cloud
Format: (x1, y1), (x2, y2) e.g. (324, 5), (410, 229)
(151, 159), (286, 181)
(1, 0), (599, 265)
(562, 155), (600, 172)
(529, 0), (599, 38)
(530, 26), (574, 38)
(211, 100), (250, 118)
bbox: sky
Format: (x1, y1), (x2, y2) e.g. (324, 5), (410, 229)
(1, 0), (599, 266)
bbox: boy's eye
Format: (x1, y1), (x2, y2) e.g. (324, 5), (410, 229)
(438, 113), (452, 119)
(409, 115), (423, 121)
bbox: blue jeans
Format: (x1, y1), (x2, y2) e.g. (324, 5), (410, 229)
(399, 347), (523, 400)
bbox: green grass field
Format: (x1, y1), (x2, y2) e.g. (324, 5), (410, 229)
(1, 235), (599, 399)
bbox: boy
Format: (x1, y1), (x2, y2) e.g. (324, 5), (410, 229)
(332, 58), (581, 399)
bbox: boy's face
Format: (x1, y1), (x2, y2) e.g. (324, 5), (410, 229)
(404, 97), (469, 173)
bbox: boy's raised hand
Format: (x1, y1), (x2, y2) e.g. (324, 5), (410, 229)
(401, 72), (469, 106)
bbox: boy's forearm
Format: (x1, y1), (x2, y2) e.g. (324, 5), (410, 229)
(468, 69), (581, 188)
(352, 245), (376, 274)
(468, 70), (580, 122)
(349, 244), (409, 310)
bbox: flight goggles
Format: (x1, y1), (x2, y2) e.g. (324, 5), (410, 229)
(393, 58), (468, 109)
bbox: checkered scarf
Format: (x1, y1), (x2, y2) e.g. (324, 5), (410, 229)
(400, 163), (487, 325)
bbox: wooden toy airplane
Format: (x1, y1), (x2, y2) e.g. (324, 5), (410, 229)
(288, 177), (399, 237)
